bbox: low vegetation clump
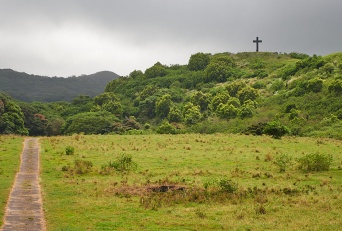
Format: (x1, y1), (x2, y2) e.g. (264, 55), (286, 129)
(274, 153), (293, 172)
(100, 154), (137, 174)
(297, 152), (333, 171)
(65, 145), (75, 155)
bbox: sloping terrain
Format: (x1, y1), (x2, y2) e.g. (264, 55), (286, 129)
(0, 69), (119, 102)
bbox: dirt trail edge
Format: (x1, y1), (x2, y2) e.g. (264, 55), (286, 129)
(1, 138), (46, 231)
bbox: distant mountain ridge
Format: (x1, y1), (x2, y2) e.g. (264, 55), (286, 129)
(0, 69), (120, 102)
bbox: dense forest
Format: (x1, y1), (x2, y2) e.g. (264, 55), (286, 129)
(1, 52), (341, 139)
(0, 70), (119, 102)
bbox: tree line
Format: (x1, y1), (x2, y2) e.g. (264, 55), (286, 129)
(1, 52), (341, 139)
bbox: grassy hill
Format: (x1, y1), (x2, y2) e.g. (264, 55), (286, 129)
(0, 51), (341, 138)
(0, 69), (119, 102)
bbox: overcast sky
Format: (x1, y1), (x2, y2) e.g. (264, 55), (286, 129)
(1, 0), (341, 77)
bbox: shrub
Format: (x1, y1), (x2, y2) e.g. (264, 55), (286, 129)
(263, 121), (290, 139)
(102, 154), (137, 173)
(203, 178), (238, 193)
(274, 153), (292, 172)
(218, 179), (238, 193)
(73, 159), (93, 174)
(65, 146), (75, 155)
(156, 121), (177, 134)
(297, 153), (333, 172)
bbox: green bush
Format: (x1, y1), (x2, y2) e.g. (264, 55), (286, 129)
(297, 153), (333, 172)
(65, 146), (75, 155)
(203, 178), (238, 193)
(263, 121), (290, 139)
(218, 179), (238, 193)
(156, 121), (177, 134)
(102, 154), (137, 173)
(274, 153), (292, 172)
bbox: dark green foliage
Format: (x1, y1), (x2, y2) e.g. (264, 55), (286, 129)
(156, 121), (177, 134)
(190, 91), (210, 111)
(145, 62), (168, 78)
(297, 153), (333, 172)
(1, 52), (342, 138)
(168, 107), (182, 123)
(307, 78), (323, 93)
(217, 103), (239, 119)
(0, 69), (119, 102)
(295, 55), (326, 72)
(65, 146), (75, 155)
(62, 111), (117, 135)
(226, 81), (247, 97)
(328, 79), (342, 96)
(155, 94), (172, 118)
(188, 52), (210, 71)
(263, 121), (290, 139)
(129, 70), (144, 79)
(237, 87), (259, 104)
(183, 103), (203, 125)
(0, 93), (28, 135)
(243, 123), (266, 136)
(289, 52), (310, 59)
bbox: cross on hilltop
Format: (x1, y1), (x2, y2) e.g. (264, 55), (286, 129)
(253, 37), (262, 52)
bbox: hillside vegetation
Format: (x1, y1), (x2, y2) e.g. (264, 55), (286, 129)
(0, 52), (342, 138)
(0, 69), (119, 102)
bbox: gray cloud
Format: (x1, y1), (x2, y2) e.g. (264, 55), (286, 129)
(0, 0), (341, 77)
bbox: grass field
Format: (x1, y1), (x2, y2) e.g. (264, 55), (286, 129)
(40, 134), (342, 230)
(0, 135), (23, 227)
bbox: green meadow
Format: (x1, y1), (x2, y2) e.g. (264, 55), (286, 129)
(0, 136), (23, 227)
(39, 134), (342, 230)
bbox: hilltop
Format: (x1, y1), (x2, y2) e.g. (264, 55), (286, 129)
(0, 69), (120, 102)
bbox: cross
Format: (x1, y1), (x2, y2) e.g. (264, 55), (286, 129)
(253, 37), (262, 52)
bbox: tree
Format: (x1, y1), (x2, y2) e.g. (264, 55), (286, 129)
(102, 101), (123, 116)
(263, 121), (290, 139)
(155, 94), (172, 118)
(307, 78), (323, 93)
(188, 52), (210, 71)
(129, 70), (143, 79)
(94, 92), (119, 106)
(237, 87), (259, 104)
(62, 111), (117, 135)
(226, 81), (247, 97)
(210, 92), (230, 112)
(216, 103), (239, 119)
(0, 93), (28, 135)
(157, 121), (177, 134)
(190, 91), (211, 111)
(145, 62), (168, 78)
(183, 103), (203, 125)
(328, 79), (342, 96)
(93, 92), (123, 117)
(204, 62), (234, 83)
(168, 107), (182, 122)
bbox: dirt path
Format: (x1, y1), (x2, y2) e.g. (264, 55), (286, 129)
(1, 138), (46, 231)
